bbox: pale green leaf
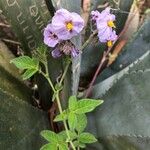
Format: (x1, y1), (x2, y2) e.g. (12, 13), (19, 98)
(10, 56), (38, 70)
(58, 131), (77, 141)
(58, 143), (68, 150)
(79, 132), (97, 144)
(74, 99), (103, 114)
(76, 114), (87, 133)
(54, 110), (68, 122)
(22, 68), (38, 80)
(73, 141), (86, 148)
(40, 130), (58, 143)
(79, 143), (86, 148)
(68, 112), (77, 130)
(68, 96), (77, 110)
(40, 143), (57, 150)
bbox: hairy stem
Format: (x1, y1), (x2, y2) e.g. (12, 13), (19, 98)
(41, 59), (76, 150)
(56, 93), (76, 150)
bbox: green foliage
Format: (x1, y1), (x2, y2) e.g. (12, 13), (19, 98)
(76, 114), (87, 134)
(41, 96), (102, 149)
(40, 130), (68, 150)
(74, 99), (103, 114)
(79, 132), (97, 144)
(10, 56), (39, 80)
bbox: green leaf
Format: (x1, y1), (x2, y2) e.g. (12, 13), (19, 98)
(68, 112), (77, 130)
(54, 110), (68, 122)
(58, 143), (68, 150)
(74, 99), (103, 114)
(40, 143), (57, 150)
(10, 56), (38, 70)
(40, 130), (59, 143)
(76, 114), (87, 133)
(58, 130), (77, 141)
(22, 68), (38, 80)
(69, 96), (77, 110)
(79, 132), (97, 144)
(73, 141), (86, 148)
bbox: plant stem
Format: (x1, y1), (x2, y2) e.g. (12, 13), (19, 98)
(56, 93), (76, 150)
(41, 59), (76, 150)
(85, 48), (112, 98)
(59, 60), (71, 86)
(81, 30), (98, 51)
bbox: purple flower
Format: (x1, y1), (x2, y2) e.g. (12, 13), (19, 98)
(71, 48), (80, 57)
(106, 30), (118, 47)
(51, 48), (62, 58)
(94, 7), (117, 45)
(91, 10), (100, 21)
(44, 24), (59, 47)
(51, 9), (84, 40)
(51, 41), (79, 58)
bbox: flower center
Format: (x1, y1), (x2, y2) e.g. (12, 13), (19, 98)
(107, 40), (113, 47)
(66, 22), (73, 31)
(107, 21), (116, 28)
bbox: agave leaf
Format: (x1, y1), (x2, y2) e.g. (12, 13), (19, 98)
(0, 41), (20, 79)
(0, 41), (32, 103)
(0, 0), (51, 54)
(0, 89), (49, 150)
(96, 17), (150, 83)
(91, 51), (150, 98)
(87, 53), (150, 149)
(99, 135), (150, 150)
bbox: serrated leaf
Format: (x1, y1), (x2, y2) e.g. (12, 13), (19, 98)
(22, 68), (38, 80)
(54, 110), (68, 122)
(68, 112), (77, 130)
(76, 114), (87, 133)
(40, 143), (57, 150)
(79, 133), (97, 144)
(69, 96), (77, 110)
(74, 99), (103, 114)
(40, 130), (58, 143)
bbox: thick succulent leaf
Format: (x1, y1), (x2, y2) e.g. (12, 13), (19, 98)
(0, 41), (32, 103)
(87, 52), (150, 149)
(0, 89), (49, 150)
(96, 17), (150, 83)
(91, 51), (150, 98)
(0, 41), (20, 78)
(0, 0), (51, 54)
(80, 0), (134, 77)
(99, 135), (150, 150)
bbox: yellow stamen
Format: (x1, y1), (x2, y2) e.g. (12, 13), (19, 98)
(66, 22), (73, 31)
(107, 41), (113, 47)
(107, 21), (116, 28)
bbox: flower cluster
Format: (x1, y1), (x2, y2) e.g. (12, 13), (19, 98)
(91, 7), (117, 47)
(44, 9), (84, 58)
